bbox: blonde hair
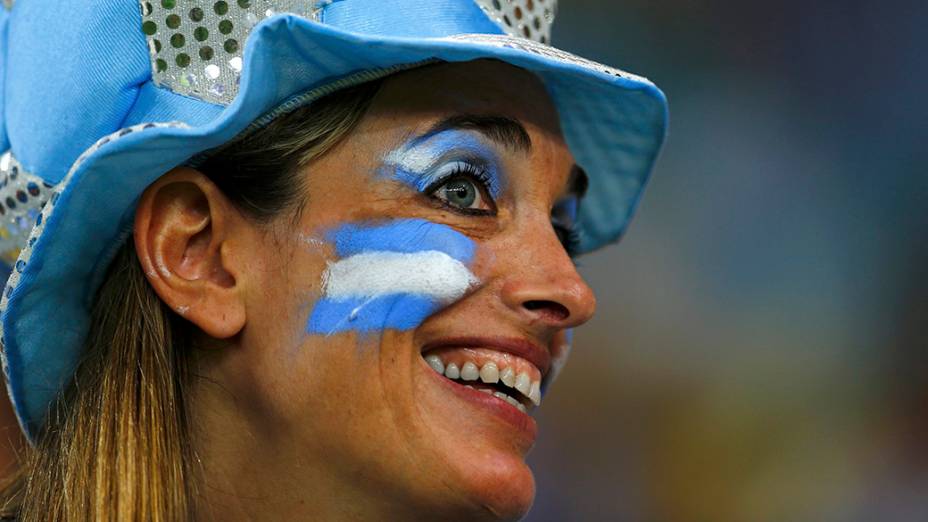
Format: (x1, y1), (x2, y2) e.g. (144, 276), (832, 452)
(0, 79), (383, 521)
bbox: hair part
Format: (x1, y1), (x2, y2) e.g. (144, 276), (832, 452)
(0, 79), (383, 521)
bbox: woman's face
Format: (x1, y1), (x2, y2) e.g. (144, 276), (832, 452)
(193, 60), (596, 520)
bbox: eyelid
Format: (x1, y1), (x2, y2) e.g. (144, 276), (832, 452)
(419, 156), (501, 199)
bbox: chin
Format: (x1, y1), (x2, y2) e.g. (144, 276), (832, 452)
(410, 359), (541, 521)
(462, 460), (536, 521)
(400, 329), (554, 520)
(411, 448), (535, 522)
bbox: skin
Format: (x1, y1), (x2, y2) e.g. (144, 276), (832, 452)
(134, 60), (596, 521)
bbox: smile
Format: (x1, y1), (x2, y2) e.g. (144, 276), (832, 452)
(420, 342), (546, 415)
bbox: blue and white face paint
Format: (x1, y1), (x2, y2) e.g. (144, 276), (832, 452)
(383, 129), (505, 199)
(307, 219), (479, 336)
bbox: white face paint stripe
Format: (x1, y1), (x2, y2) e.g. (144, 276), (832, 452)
(322, 250), (478, 302)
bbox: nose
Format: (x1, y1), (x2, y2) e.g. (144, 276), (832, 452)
(498, 225), (597, 330)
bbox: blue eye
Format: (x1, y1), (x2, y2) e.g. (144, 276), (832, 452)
(438, 178), (480, 208)
(427, 163), (496, 213)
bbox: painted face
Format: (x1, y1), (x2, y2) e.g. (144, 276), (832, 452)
(307, 219), (478, 335)
(203, 61), (596, 520)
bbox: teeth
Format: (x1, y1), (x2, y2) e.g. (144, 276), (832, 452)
(425, 355), (444, 374)
(479, 362), (499, 383)
(489, 390), (528, 413)
(479, 387), (493, 394)
(426, 354), (542, 409)
(460, 362), (479, 381)
(528, 381), (541, 406)
(500, 367), (515, 387)
(515, 372), (532, 397)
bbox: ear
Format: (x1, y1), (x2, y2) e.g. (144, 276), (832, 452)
(134, 167), (248, 339)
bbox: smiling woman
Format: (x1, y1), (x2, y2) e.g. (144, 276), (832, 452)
(0, 1), (666, 521)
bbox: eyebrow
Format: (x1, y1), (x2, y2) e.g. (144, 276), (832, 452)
(412, 114), (533, 153)
(410, 113), (588, 199)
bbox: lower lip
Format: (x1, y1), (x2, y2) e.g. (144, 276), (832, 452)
(422, 359), (538, 442)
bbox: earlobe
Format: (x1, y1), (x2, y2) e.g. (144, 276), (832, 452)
(134, 167), (247, 340)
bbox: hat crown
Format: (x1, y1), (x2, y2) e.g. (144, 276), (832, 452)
(141, 0), (557, 105)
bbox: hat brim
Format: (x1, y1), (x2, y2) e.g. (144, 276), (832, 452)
(1, 15), (667, 439)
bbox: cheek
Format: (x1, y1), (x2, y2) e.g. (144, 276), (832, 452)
(305, 219), (479, 336)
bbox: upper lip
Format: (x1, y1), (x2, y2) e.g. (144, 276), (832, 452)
(421, 336), (551, 377)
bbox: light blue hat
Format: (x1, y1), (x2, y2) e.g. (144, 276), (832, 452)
(0, 0), (667, 439)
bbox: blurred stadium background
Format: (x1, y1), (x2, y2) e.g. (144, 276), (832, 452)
(528, 1), (927, 520)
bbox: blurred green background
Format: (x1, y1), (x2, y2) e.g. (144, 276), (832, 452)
(527, 1), (927, 520)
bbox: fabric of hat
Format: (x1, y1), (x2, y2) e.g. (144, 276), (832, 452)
(0, 0), (668, 441)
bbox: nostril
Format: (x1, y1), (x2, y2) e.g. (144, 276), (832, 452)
(523, 300), (570, 322)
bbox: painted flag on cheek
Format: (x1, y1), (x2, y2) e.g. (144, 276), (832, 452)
(306, 219), (478, 336)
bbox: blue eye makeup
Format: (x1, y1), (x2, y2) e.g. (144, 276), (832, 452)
(383, 130), (505, 205)
(552, 196), (581, 257)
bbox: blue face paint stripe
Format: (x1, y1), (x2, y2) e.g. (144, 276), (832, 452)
(306, 219), (479, 335)
(307, 294), (441, 335)
(327, 219), (476, 263)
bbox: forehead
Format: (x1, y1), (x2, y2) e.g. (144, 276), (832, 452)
(367, 59), (563, 138)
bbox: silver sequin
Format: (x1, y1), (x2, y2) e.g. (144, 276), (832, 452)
(444, 33), (652, 85)
(139, 0), (318, 105)
(139, 0), (557, 106)
(0, 152), (53, 267)
(472, 0), (556, 44)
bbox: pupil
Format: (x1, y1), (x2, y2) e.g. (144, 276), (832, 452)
(445, 179), (476, 207)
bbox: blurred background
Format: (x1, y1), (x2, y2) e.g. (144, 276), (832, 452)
(528, 0), (927, 520)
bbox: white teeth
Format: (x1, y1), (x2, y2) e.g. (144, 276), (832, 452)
(500, 367), (515, 387)
(425, 355), (444, 374)
(479, 362), (499, 383)
(460, 362), (479, 381)
(428, 354), (541, 409)
(528, 381), (541, 406)
(490, 390), (526, 412)
(515, 372), (532, 397)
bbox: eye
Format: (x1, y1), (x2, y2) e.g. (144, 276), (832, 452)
(552, 196), (581, 257)
(426, 164), (496, 213)
(553, 222), (581, 257)
(435, 177), (485, 209)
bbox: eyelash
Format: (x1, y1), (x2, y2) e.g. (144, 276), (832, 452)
(422, 163), (581, 257)
(423, 162), (497, 215)
(553, 221), (581, 258)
